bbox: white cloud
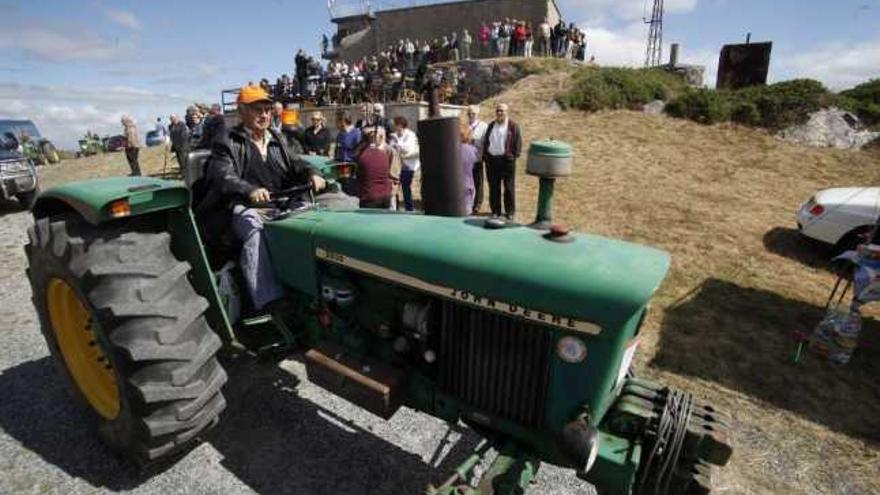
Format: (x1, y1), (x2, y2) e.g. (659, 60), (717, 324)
(777, 39), (880, 90)
(0, 84), (194, 148)
(561, 0), (698, 23)
(0, 24), (132, 62)
(105, 9), (142, 31)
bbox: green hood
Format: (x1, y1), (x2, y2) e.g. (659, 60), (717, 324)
(265, 210), (670, 333)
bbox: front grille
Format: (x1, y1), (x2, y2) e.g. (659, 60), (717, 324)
(437, 301), (553, 429)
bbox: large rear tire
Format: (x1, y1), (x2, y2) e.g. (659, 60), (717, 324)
(26, 217), (227, 464)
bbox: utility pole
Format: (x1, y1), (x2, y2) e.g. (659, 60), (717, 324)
(644, 0), (664, 67)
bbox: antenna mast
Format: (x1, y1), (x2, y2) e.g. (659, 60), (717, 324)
(644, 0), (664, 67)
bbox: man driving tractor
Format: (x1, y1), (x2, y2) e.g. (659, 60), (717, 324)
(204, 85), (326, 312)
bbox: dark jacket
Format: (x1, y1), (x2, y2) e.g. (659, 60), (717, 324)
(197, 114), (226, 150)
(197, 124), (314, 215)
(303, 126), (331, 155)
(169, 121), (190, 153)
(482, 120), (522, 162)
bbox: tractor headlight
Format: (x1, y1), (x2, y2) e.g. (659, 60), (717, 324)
(557, 336), (587, 363)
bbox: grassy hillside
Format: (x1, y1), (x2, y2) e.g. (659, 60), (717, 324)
(485, 71), (880, 495)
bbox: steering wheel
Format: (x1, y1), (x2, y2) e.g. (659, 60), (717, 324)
(251, 183), (315, 210)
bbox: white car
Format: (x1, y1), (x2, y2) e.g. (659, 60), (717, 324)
(798, 187), (880, 249)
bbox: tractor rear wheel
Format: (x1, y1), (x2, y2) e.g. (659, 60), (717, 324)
(26, 217), (227, 464)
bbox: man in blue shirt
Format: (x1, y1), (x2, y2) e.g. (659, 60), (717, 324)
(335, 111), (362, 162)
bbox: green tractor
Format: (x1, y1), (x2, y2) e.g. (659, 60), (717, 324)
(77, 132), (106, 158)
(24, 134), (731, 494)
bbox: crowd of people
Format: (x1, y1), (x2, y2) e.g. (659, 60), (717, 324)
(240, 16), (590, 109)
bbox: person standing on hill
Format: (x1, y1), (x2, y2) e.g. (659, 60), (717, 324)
(539, 18), (552, 57)
(466, 105), (489, 214)
(479, 22), (491, 58)
(482, 103), (521, 220)
(389, 116), (420, 212)
(461, 29), (472, 60)
(169, 114), (190, 173)
(121, 115), (141, 176)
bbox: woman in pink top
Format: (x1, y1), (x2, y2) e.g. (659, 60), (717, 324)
(479, 22), (491, 58)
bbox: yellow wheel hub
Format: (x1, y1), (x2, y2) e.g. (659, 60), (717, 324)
(47, 278), (120, 420)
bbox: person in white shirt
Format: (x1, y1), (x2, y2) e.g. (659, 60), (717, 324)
(539, 19), (552, 57)
(466, 105), (489, 214)
(481, 103), (522, 220)
(390, 116), (420, 211)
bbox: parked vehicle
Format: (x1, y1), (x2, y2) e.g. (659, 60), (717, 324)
(0, 132), (39, 208)
(145, 130), (168, 147)
(797, 187), (880, 250)
(77, 132), (105, 157)
(0, 119), (60, 165)
(105, 135), (127, 152)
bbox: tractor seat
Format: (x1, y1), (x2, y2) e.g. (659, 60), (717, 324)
(184, 149), (211, 188)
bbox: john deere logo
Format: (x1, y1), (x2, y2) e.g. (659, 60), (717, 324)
(316, 248), (602, 335)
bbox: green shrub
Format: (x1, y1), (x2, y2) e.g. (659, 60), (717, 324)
(730, 101), (761, 125)
(750, 79), (828, 129)
(559, 67), (686, 112)
(840, 79), (880, 128)
(665, 89), (731, 124)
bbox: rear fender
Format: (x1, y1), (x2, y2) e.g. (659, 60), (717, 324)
(32, 176), (236, 342)
(33, 176), (189, 225)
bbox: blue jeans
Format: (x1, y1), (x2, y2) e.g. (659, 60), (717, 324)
(400, 168), (415, 211)
(232, 206), (284, 311)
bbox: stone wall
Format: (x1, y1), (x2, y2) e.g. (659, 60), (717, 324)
(334, 0), (561, 62)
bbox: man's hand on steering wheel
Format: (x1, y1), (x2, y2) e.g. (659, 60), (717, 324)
(249, 187), (271, 205)
(310, 175), (327, 193)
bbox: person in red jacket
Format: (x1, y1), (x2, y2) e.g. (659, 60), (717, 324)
(356, 126), (393, 209)
(514, 21), (528, 57)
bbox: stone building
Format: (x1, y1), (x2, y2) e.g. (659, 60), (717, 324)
(329, 0), (562, 62)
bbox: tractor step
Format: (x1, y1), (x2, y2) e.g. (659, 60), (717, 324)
(305, 341), (403, 419)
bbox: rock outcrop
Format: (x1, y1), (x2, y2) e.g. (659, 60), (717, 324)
(779, 108), (880, 150)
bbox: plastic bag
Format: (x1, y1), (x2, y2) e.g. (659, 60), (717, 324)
(810, 307), (861, 365)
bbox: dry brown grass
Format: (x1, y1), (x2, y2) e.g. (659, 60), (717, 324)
(482, 73), (880, 494)
(36, 75), (880, 494)
(38, 146), (178, 189)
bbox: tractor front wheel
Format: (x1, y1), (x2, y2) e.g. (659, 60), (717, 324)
(26, 217), (227, 464)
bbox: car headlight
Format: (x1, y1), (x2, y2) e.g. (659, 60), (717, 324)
(0, 160), (28, 173)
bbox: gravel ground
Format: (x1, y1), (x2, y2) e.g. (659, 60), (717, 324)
(0, 197), (595, 495)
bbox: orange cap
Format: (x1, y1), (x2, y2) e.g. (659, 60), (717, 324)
(281, 109), (299, 125)
(237, 85), (272, 105)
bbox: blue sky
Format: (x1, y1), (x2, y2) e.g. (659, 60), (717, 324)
(0, 0), (877, 148)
